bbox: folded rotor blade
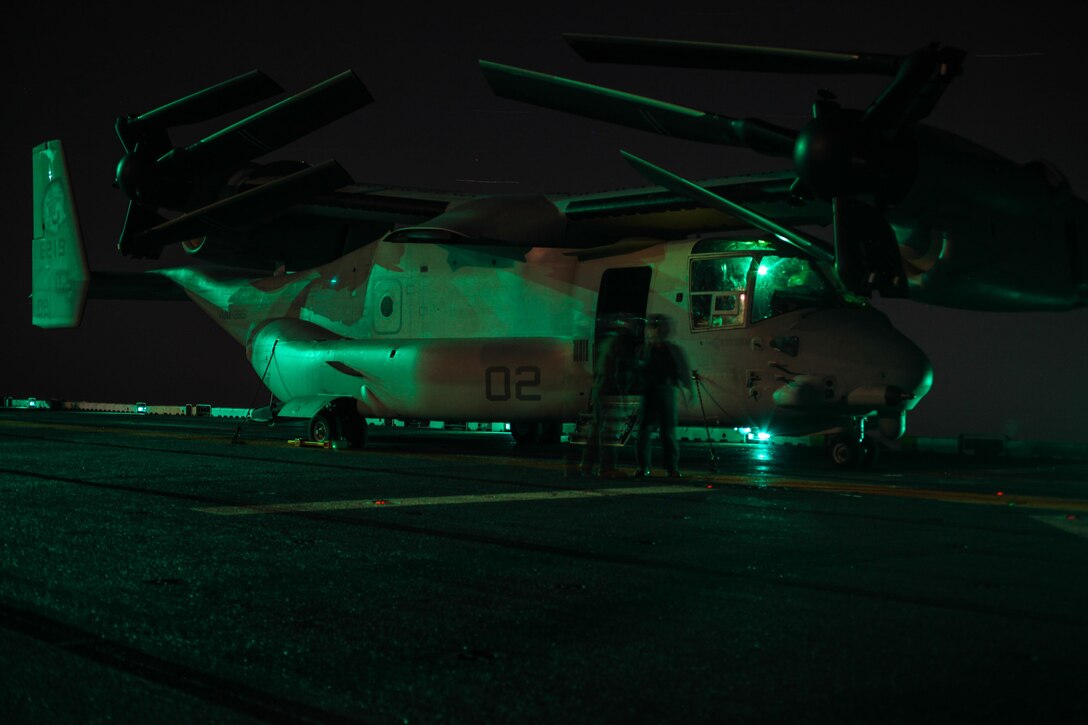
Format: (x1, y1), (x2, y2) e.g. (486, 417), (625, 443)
(116, 71), (284, 152)
(564, 34), (901, 75)
(159, 70), (372, 177)
(480, 60), (796, 156)
(861, 44), (966, 132)
(563, 34), (964, 135)
(117, 201), (169, 258)
(131, 160), (354, 249)
(620, 150), (833, 263)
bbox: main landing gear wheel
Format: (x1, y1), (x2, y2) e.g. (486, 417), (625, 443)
(309, 412), (334, 444)
(539, 421), (562, 445)
(308, 400), (368, 449)
(339, 410), (368, 449)
(510, 421), (562, 446)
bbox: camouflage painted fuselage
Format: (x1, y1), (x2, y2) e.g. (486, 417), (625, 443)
(163, 235), (932, 437)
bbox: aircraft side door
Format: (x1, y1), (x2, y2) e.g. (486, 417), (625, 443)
(595, 266), (651, 333)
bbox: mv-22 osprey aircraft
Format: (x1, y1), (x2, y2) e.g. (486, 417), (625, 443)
(30, 37), (1086, 467)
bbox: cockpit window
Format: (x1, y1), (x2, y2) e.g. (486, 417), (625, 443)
(750, 256), (837, 322)
(689, 256), (752, 330)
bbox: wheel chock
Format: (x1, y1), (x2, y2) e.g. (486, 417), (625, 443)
(287, 438), (331, 449)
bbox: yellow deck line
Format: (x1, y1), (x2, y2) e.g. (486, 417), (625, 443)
(736, 477), (1088, 512)
(197, 486), (701, 515)
(196, 477), (1088, 516)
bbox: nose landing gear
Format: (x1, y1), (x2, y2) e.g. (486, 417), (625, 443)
(827, 418), (880, 469)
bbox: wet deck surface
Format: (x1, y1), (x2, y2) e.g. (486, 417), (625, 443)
(2, 410), (1087, 723)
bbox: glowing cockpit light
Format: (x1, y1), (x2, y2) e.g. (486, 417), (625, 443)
(330, 276), (339, 286)
(737, 427), (752, 435)
(758, 264), (769, 276)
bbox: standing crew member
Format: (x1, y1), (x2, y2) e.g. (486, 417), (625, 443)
(580, 316), (640, 477)
(633, 314), (694, 479)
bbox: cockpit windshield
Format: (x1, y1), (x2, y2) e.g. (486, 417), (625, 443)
(688, 252), (840, 330)
(750, 256), (839, 322)
(690, 256), (751, 329)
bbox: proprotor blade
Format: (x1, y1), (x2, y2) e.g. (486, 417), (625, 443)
(861, 44), (966, 132)
(116, 70), (284, 152)
(159, 70), (372, 177)
(117, 201), (169, 258)
(131, 160), (354, 249)
(619, 150), (833, 263)
(564, 34), (901, 75)
(479, 60), (796, 156)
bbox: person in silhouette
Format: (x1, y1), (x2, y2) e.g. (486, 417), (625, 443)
(633, 314), (693, 479)
(579, 316), (641, 478)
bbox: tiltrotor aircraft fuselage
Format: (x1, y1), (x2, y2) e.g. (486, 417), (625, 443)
(33, 140), (930, 466)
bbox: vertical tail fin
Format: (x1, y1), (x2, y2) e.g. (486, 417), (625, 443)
(32, 140), (90, 328)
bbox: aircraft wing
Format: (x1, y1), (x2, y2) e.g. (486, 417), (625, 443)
(159, 166), (829, 270)
(328, 168), (828, 248)
(552, 169), (829, 244)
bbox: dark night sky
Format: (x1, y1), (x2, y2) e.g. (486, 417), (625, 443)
(2, 1), (1086, 443)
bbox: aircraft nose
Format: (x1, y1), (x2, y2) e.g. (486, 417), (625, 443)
(875, 322), (932, 411)
(886, 337), (933, 411)
(793, 306), (933, 410)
